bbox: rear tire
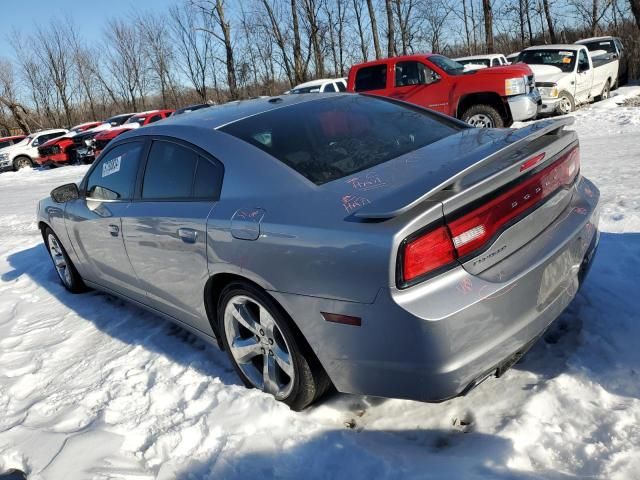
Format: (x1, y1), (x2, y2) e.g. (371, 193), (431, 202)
(13, 156), (33, 171)
(218, 281), (330, 411)
(44, 227), (87, 293)
(557, 91), (575, 114)
(461, 104), (504, 128)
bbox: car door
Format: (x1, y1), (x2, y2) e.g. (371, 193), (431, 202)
(390, 60), (450, 114)
(121, 138), (223, 332)
(65, 140), (146, 300)
(575, 49), (593, 103)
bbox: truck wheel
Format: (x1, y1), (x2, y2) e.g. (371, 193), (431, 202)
(596, 80), (611, 102)
(557, 91), (575, 115)
(13, 156), (33, 171)
(461, 105), (504, 128)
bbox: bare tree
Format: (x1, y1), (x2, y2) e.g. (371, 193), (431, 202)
(170, 3), (213, 102)
(0, 60), (31, 133)
(384, 0), (396, 57)
(542, 0), (557, 42)
(138, 13), (180, 108)
(632, 0), (640, 28)
(352, 0), (370, 61)
(483, 0), (494, 53)
(366, 0), (382, 59)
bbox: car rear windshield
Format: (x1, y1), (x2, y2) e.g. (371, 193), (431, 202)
(219, 95), (462, 185)
(581, 40), (616, 54)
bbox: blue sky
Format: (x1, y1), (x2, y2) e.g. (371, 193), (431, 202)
(0, 0), (179, 59)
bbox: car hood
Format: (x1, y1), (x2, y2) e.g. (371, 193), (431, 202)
(527, 64), (566, 83)
(467, 63), (533, 77)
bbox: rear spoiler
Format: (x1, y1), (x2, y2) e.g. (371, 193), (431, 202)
(352, 118), (575, 220)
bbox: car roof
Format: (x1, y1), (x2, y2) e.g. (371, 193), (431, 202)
(0, 135), (25, 140)
(576, 36), (618, 43)
(153, 94), (331, 130)
(523, 44), (582, 51)
(455, 54), (504, 61)
(32, 128), (67, 135)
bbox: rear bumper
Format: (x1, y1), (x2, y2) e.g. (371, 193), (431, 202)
(272, 176), (600, 402)
(508, 90), (541, 121)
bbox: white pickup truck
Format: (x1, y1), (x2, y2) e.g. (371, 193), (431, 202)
(516, 44), (618, 115)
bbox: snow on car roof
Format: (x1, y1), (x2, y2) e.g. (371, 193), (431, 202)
(576, 36), (619, 43)
(292, 78), (343, 89)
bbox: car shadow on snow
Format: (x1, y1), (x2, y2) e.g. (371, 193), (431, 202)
(512, 232), (640, 401)
(2, 243), (240, 386)
(173, 427), (582, 480)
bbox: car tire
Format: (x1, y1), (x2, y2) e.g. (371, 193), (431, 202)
(557, 91), (575, 114)
(44, 227), (87, 293)
(218, 281), (330, 411)
(13, 156), (33, 171)
(461, 104), (504, 128)
(596, 80), (611, 102)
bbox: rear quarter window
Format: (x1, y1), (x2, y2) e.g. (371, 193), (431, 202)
(220, 95), (462, 185)
(354, 65), (387, 91)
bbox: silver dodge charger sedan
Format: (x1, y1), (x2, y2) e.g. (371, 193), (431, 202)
(38, 94), (600, 410)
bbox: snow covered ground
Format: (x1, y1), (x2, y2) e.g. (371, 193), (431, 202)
(0, 86), (639, 480)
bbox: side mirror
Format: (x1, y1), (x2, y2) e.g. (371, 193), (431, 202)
(430, 71), (441, 83)
(51, 183), (80, 203)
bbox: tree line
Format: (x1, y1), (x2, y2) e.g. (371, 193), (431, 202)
(0, 0), (639, 134)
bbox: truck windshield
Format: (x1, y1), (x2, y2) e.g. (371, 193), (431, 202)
(518, 50), (577, 73)
(580, 40), (616, 55)
(428, 55), (466, 75)
(220, 95), (462, 185)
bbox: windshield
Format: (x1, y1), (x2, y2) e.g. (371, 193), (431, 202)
(126, 116), (146, 125)
(220, 95), (462, 185)
(428, 55), (466, 75)
(290, 86), (322, 94)
(581, 40), (616, 54)
(107, 114), (133, 126)
(518, 49), (576, 73)
(457, 58), (490, 67)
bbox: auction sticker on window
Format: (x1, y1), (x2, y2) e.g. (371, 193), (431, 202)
(102, 156), (121, 177)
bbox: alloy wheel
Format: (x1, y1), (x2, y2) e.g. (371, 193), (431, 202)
(224, 295), (295, 399)
(16, 158), (30, 169)
(559, 96), (572, 114)
(466, 113), (494, 128)
(48, 234), (72, 287)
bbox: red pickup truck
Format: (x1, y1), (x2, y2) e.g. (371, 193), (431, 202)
(347, 54), (540, 128)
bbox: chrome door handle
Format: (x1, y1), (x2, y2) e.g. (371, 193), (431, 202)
(108, 224), (119, 237)
(177, 228), (198, 243)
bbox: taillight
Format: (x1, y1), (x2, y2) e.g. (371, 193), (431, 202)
(401, 225), (456, 284)
(398, 146), (580, 287)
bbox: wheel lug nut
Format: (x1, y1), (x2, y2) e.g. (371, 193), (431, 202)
(269, 350), (273, 356)
(269, 338), (274, 345)
(259, 329), (265, 336)
(261, 347), (265, 354)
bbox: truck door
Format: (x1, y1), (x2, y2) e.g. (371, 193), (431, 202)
(575, 49), (593, 103)
(389, 60), (449, 114)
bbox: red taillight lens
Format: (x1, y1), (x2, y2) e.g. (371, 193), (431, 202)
(399, 146), (580, 286)
(448, 146), (579, 258)
(402, 225), (456, 283)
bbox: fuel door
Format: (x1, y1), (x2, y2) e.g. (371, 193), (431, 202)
(231, 208), (265, 241)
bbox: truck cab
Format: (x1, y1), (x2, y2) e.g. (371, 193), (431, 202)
(347, 54), (540, 128)
(575, 36), (627, 88)
(518, 44), (619, 115)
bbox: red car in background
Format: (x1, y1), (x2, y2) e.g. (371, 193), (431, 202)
(347, 54), (541, 128)
(36, 121), (102, 166)
(92, 109), (174, 156)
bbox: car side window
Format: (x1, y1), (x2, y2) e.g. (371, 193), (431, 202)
(86, 142), (143, 201)
(395, 61), (434, 87)
(354, 64), (387, 91)
(323, 82), (337, 92)
(336, 81), (346, 92)
(147, 114), (162, 124)
(142, 140), (223, 200)
(491, 58), (499, 67)
(578, 50), (590, 71)
(143, 141), (197, 199)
